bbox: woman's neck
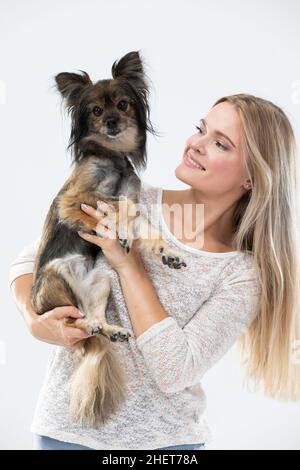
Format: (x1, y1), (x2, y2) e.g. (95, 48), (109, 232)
(162, 188), (236, 250)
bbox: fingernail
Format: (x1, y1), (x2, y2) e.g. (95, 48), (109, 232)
(78, 310), (85, 317)
(77, 230), (83, 236)
(81, 203), (89, 210)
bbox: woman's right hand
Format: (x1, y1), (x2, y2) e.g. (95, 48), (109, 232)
(29, 306), (92, 347)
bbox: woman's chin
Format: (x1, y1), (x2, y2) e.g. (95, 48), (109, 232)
(175, 164), (191, 184)
(174, 166), (182, 181)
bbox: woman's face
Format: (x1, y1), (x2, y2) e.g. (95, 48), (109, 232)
(175, 102), (248, 198)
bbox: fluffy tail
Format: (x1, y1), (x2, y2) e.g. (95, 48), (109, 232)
(69, 335), (127, 425)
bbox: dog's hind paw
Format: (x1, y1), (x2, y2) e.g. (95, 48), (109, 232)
(109, 331), (131, 342)
(106, 325), (132, 343)
(86, 325), (102, 335)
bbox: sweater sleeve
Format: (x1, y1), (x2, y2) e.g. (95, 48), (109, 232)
(135, 261), (261, 394)
(8, 237), (40, 289)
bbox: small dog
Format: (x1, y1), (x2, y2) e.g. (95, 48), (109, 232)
(31, 51), (187, 426)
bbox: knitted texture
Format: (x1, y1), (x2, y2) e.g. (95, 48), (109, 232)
(9, 181), (261, 450)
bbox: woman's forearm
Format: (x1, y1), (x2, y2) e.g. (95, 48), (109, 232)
(10, 273), (91, 346)
(10, 261), (169, 340)
(10, 274), (38, 331)
(117, 264), (169, 338)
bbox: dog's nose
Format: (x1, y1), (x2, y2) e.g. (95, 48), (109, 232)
(106, 117), (117, 129)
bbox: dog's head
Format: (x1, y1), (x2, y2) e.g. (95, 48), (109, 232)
(55, 51), (156, 171)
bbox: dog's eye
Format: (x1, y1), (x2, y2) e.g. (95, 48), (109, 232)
(93, 106), (103, 116)
(117, 100), (128, 111)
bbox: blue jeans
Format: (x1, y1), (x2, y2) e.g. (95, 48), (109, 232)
(33, 434), (205, 450)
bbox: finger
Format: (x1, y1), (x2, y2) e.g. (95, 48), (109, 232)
(97, 200), (116, 216)
(51, 306), (84, 320)
(80, 203), (101, 221)
(64, 327), (92, 339)
(74, 336), (90, 344)
(95, 222), (117, 240)
(60, 328), (92, 347)
(78, 230), (104, 245)
(96, 216), (114, 230)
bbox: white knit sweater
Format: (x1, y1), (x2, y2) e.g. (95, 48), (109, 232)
(8, 181), (261, 450)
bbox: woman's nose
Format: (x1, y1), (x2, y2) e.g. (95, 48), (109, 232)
(191, 140), (206, 155)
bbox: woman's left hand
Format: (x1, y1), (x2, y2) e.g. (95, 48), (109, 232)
(78, 200), (141, 273)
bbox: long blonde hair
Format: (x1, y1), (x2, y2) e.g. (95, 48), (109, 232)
(213, 94), (300, 401)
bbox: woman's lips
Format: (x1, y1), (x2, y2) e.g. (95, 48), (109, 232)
(184, 150), (206, 171)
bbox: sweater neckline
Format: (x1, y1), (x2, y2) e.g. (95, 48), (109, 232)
(156, 187), (241, 258)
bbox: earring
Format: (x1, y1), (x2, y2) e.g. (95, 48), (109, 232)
(244, 182), (252, 190)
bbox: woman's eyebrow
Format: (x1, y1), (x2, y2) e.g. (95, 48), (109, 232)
(201, 118), (236, 149)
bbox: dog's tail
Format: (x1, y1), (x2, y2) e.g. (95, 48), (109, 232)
(70, 335), (127, 425)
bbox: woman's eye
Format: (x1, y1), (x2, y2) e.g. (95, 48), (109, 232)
(118, 100), (128, 111)
(195, 125), (204, 134)
(196, 125), (228, 151)
(93, 106), (103, 116)
(215, 141), (228, 151)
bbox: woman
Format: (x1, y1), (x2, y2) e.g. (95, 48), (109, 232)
(9, 94), (300, 450)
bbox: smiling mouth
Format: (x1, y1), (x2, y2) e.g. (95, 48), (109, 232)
(184, 151), (206, 170)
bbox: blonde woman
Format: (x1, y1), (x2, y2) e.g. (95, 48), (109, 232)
(9, 94), (300, 450)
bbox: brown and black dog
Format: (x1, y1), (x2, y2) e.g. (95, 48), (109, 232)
(31, 51), (186, 426)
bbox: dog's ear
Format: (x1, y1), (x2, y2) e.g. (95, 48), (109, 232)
(55, 71), (92, 107)
(111, 51), (145, 83)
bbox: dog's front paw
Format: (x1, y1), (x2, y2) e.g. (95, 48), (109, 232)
(161, 253), (187, 269)
(157, 246), (187, 269)
(146, 239), (187, 269)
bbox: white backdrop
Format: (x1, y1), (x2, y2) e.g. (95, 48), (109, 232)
(1, 0), (300, 450)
